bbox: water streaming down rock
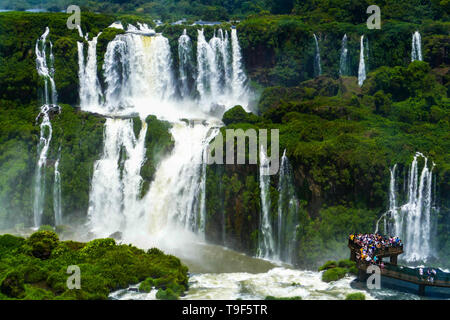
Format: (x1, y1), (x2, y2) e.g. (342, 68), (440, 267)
(313, 34), (322, 77)
(339, 34), (349, 76)
(80, 25), (250, 244)
(411, 31), (423, 62)
(380, 153), (436, 262)
(33, 27), (58, 228)
(78, 32), (103, 109)
(53, 153), (62, 225)
(230, 28), (247, 101)
(178, 29), (194, 99)
(358, 35), (367, 87)
(276, 150), (300, 264)
(258, 146), (276, 260)
(87, 118), (148, 237)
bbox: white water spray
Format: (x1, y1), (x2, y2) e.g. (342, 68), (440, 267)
(33, 27), (58, 228)
(53, 154), (62, 225)
(380, 153), (436, 262)
(411, 31), (423, 62)
(313, 34), (322, 77)
(358, 35), (366, 87)
(339, 34), (349, 76)
(258, 146), (275, 260)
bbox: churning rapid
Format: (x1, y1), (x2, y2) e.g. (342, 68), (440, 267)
(75, 23), (250, 249)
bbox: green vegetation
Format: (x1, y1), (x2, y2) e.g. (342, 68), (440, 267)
(345, 292), (366, 300)
(319, 259), (357, 283)
(0, 231), (188, 300)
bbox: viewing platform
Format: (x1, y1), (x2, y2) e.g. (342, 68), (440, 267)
(348, 235), (450, 298)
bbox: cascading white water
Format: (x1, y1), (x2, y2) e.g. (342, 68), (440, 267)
(258, 146), (276, 260)
(230, 28), (247, 101)
(276, 150), (299, 264)
(339, 34), (349, 76)
(78, 32), (103, 109)
(80, 25), (250, 246)
(53, 154), (62, 225)
(33, 27), (58, 228)
(358, 35), (366, 87)
(87, 118), (147, 237)
(381, 153), (436, 262)
(178, 29), (193, 99)
(411, 31), (423, 62)
(313, 34), (322, 77)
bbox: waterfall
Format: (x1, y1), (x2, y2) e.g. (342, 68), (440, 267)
(358, 35), (366, 87)
(78, 25), (250, 247)
(411, 31), (423, 62)
(178, 29), (193, 99)
(87, 118), (148, 237)
(33, 27), (58, 228)
(276, 150), (299, 264)
(339, 34), (349, 76)
(196, 29), (218, 102)
(78, 32), (103, 110)
(230, 28), (247, 101)
(382, 153), (436, 262)
(313, 34), (322, 77)
(258, 146), (275, 260)
(53, 153), (62, 225)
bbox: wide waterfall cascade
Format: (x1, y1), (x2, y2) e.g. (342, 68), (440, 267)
(33, 27), (58, 228)
(358, 35), (367, 87)
(313, 34), (322, 77)
(276, 150), (300, 264)
(258, 146), (276, 260)
(379, 153), (436, 262)
(80, 24), (251, 247)
(78, 32), (103, 110)
(411, 31), (423, 62)
(339, 34), (349, 76)
(53, 154), (62, 225)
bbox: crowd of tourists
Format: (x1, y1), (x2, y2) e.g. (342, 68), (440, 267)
(419, 267), (438, 283)
(349, 233), (403, 265)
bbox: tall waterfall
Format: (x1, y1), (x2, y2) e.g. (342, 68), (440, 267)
(313, 34), (322, 77)
(231, 28), (247, 100)
(178, 29), (194, 99)
(411, 31), (423, 62)
(276, 150), (299, 264)
(258, 146), (275, 260)
(53, 154), (62, 225)
(79, 25), (250, 246)
(339, 34), (349, 76)
(381, 153), (436, 262)
(33, 27), (58, 228)
(358, 35), (366, 87)
(78, 32), (103, 110)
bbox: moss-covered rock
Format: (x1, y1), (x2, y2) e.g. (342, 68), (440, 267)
(322, 267), (348, 282)
(345, 292), (366, 300)
(27, 231), (59, 260)
(0, 232), (189, 300)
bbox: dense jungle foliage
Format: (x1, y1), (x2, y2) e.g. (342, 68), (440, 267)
(0, 0), (449, 273)
(0, 231), (189, 299)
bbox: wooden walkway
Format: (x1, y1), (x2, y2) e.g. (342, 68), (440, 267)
(357, 262), (450, 289)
